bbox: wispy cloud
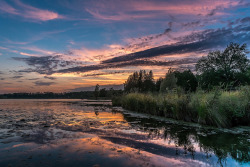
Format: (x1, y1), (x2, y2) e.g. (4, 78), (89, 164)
(12, 55), (82, 75)
(86, 8), (158, 21)
(85, 0), (240, 21)
(34, 81), (55, 86)
(0, 0), (62, 21)
(12, 75), (23, 79)
(81, 71), (128, 77)
(28, 78), (40, 81)
(0, 46), (8, 50)
(19, 46), (55, 56)
(44, 76), (56, 80)
(1, 29), (69, 46)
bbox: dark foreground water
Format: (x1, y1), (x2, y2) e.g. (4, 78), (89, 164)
(0, 99), (249, 167)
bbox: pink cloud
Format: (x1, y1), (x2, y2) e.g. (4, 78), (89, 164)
(70, 45), (127, 64)
(85, 0), (240, 21)
(20, 46), (54, 55)
(0, 46), (8, 50)
(131, 0), (239, 15)
(0, 1), (19, 15)
(0, 0), (62, 21)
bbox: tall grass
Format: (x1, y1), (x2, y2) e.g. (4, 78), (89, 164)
(121, 93), (157, 115)
(113, 86), (250, 128)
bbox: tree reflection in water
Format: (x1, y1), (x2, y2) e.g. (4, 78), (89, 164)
(121, 110), (249, 166)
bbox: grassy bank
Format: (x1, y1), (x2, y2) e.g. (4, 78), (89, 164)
(112, 86), (250, 128)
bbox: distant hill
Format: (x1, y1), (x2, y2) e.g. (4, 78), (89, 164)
(68, 84), (124, 92)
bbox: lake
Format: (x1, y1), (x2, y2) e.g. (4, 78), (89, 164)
(0, 99), (249, 167)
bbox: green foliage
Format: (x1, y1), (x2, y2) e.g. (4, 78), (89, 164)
(124, 69), (198, 94)
(142, 70), (155, 92)
(190, 89), (229, 127)
(174, 70), (198, 92)
(189, 87), (250, 127)
(160, 68), (177, 92)
(124, 70), (155, 93)
(113, 86), (250, 128)
(196, 43), (250, 89)
(113, 42), (250, 128)
(121, 93), (157, 114)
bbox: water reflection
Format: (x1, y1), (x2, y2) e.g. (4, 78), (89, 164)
(0, 99), (249, 167)
(121, 111), (250, 166)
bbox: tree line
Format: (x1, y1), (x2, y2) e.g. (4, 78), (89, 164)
(123, 43), (250, 93)
(0, 89), (123, 99)
(93, 85), (123, 99)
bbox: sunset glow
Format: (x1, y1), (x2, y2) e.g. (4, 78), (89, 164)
(0, 0), (250, 93)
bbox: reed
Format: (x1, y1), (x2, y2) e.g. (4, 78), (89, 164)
(113, 86), (250, 128)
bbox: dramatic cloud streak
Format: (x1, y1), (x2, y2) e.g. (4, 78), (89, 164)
(103, 25), (250, 64)
(56, 58), (198, 74)
(12, 23), (250, 76)
(12, 55), (82, 75)
(1, 0), (250, 93)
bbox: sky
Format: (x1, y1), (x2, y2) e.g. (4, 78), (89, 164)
(0, 0), (250, 93)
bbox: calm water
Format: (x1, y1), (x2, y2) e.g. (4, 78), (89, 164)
(0, 99), (249, 167)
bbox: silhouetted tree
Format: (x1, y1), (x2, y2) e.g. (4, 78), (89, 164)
(94, 84), (100, 99)
(0, 89), (123, 99)
(174, 70), (198, 92)
(99, 88), (107, 97)
(138, 70), (144, 92)
(196, 43), (250, 89)
(107, 87), (114, 97)
(124, 71), (139, 92)
(142, 70), (155, 92)
(124, 70), (156, 93)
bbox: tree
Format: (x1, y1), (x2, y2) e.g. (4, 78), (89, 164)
(124, 70), (156, 93)
(107, 87), (114, 97)
(124, 71), (139, 93)
(99, 88), (107, 97)
(196, 43), (250, 88)
(155, 77), (163, 92)
(160, 68), (177, 92)
(94, 84), (100, 99)
(174, 70), (198, 92)
(142, 70), (155, 92)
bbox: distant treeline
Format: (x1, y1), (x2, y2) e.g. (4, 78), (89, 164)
(0, 89), (123, 99)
